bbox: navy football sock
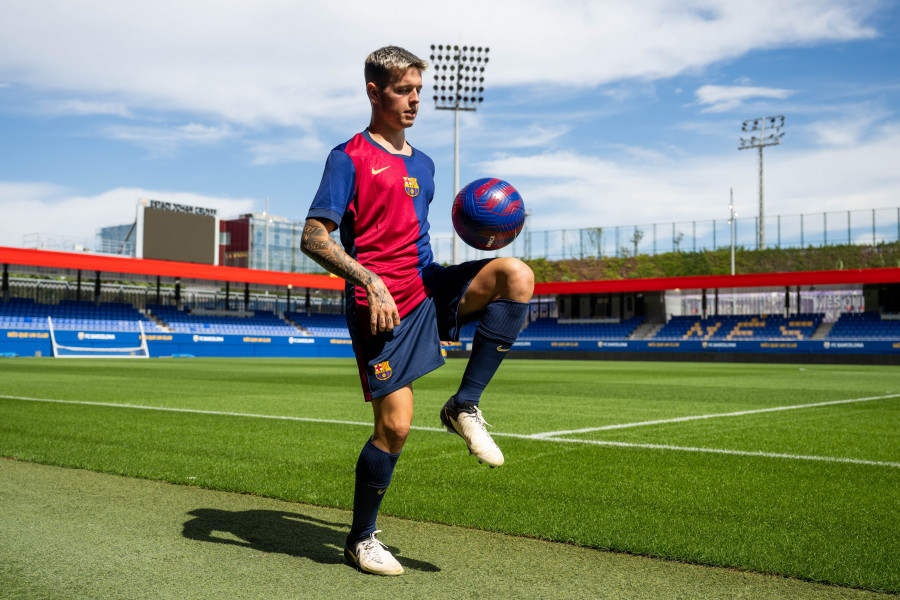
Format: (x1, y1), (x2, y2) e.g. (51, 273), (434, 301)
(347, 439), (399, 546)
(454, 299), (529, 406)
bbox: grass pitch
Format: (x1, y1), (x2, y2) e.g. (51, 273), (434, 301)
(1, 358), (898, 595)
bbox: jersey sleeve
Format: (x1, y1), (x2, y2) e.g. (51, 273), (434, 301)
(306, 148), (356, 227)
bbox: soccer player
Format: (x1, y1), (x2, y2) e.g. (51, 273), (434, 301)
(301, 46), (533, 576)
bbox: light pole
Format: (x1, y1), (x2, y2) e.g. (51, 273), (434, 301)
(430, 44), (489, 264)
(739, 115), (784, 250)
(729, 188), (737, 275)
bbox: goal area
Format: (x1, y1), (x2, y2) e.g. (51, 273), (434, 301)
(48, 317), (151, 358)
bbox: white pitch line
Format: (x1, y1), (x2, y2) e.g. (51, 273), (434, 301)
(0, 395), (377, 429)
(529, 394), (900, 439)
(526, 437), (900, 469)
(2, 394), (898, 469)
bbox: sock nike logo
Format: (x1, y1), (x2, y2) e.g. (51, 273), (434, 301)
(371, 166), (391, 175)
(497, 346), (510, 352)
(377, 489), (386, 495)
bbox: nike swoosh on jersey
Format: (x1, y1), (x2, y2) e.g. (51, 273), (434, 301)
(371, 166), (391, 175)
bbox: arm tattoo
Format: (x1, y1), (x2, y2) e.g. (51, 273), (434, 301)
(300, 221), (374, 289)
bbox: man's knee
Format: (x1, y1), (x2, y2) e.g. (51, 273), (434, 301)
(375, 415), (411, 453)
(498, 257), (534, 302)
(385, 420), (411, 444)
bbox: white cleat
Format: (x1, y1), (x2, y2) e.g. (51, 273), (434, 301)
(440, 397), (504, 468)
(344, 530), (404, 576)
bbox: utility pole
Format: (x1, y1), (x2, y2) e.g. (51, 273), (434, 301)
(729, 188), (737, 275)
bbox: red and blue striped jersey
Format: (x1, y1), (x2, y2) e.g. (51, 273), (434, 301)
(307, 131), (436, 318)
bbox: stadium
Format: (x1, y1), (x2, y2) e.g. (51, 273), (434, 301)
(2, 4), (899, 599)
(2, 207), (899, 598)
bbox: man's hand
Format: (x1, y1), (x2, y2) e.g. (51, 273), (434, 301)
(300, 218), (401, 335)
(366, 275), (401, 334)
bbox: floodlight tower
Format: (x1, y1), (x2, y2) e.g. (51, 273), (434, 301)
(430, 44), (489, 264)
(739, 115), (785, 250)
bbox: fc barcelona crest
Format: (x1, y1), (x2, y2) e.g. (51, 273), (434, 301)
(373, 360), (392, 381)
(403, 177), (420, 198)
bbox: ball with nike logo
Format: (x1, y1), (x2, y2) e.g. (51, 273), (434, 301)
(451, 178), (526, 251)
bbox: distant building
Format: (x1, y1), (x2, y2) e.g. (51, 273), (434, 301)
(97, 223), (136, 256)
(219, 213), (324, 273)
(96, 206), (331, 274)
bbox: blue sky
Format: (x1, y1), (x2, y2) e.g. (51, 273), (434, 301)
(0, 0), (898, 255)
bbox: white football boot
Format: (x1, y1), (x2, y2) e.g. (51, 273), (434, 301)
(344, 530), (404, 576)
(440, 397), (504, 467)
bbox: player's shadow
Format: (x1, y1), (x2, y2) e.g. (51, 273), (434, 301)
(182, 508), (440, 572)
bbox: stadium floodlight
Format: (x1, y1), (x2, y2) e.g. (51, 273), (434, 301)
(739, 115), (785, 250)
(430, 44), (489, 264)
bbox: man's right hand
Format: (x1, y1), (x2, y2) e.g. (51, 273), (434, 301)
(366, 275), (401, 334)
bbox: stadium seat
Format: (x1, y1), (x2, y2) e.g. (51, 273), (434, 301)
(0, 299), (167, 333)
(284, 311), (350, 338)
(147, 305), (303, 336)
(653, 314), (825, 341)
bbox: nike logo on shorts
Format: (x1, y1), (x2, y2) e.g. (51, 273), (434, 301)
(371, 166), (391, 175)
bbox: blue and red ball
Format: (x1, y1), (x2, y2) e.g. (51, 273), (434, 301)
(451, 178), (526, 251)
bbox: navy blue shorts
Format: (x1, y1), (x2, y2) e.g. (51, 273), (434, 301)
(348, 257), (494, 401)
(422, 258), (495, 341)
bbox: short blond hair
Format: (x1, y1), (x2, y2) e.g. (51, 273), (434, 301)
(365, 46), (427, 90)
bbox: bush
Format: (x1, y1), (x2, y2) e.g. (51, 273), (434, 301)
(523, 242), (900, 283)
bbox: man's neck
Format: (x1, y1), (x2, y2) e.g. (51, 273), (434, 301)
(367, 124), (411, 156)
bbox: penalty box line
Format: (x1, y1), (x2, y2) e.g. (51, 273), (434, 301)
(2, 394), (898, 469)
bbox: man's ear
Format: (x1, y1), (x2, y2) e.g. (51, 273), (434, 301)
(366, 81), (380, 105)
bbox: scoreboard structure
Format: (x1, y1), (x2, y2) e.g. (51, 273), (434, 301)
(134, 199), (219, 265)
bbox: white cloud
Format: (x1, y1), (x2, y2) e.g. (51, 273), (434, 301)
(103, 123), (236, 154)
(249, 135), (328, 166)
(0, 183), (256, 248)
(0, 0), (879, 127)
(695, 85), (796, 113)
(37, 98), (132, 118)
(798, 104), (892, 147)
(476, 122), (900, 232)
(501, 124), (573, 149)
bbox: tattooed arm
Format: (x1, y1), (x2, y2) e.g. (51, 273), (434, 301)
(300, 217), (400, 335)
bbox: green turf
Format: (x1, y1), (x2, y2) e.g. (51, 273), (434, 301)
(1, 358), (898, 593)
(2, 459), (893, 600)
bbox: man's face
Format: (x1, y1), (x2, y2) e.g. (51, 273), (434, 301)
(374, 67), (422, 129)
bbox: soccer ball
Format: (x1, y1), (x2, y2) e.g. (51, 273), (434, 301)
(451, 178), (526, 251)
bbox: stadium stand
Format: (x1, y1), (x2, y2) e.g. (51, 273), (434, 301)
(3, 294), (898, 350)
(284, 311), (350, 338)
(0, 298), (166, 332)
(459, 316), (645, 341)
(147, 305), (300, 336)
(521, 316), (645, 340)
(652, 314), (824, 341)
(827, 312), (900, 340)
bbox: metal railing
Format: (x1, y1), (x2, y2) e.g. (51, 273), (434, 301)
(431, 206), (900, 263)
